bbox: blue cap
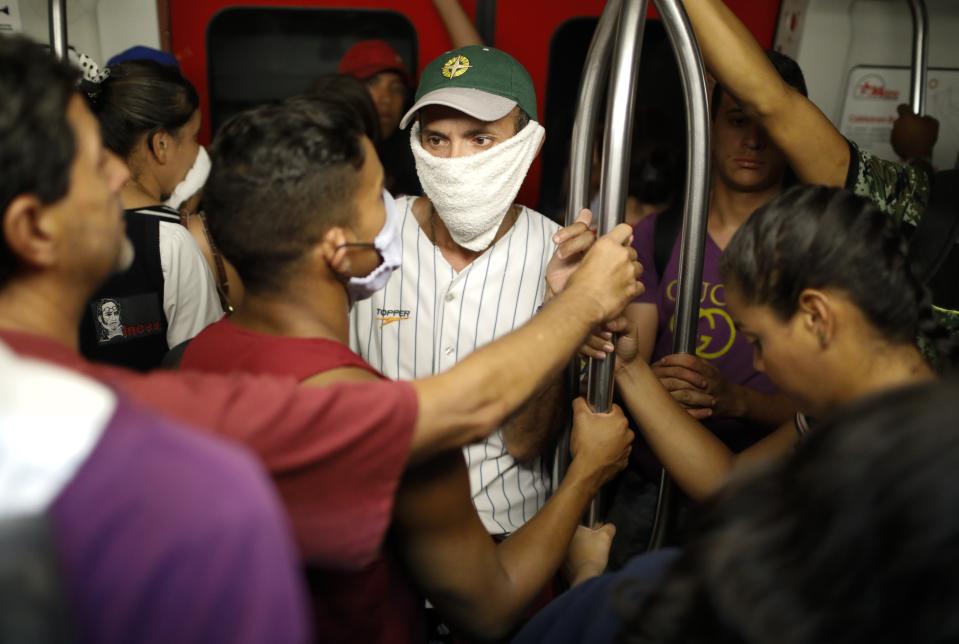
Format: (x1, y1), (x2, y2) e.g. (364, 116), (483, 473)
(107, 46), (179, 68)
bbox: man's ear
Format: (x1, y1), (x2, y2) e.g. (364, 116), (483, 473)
(2, 195), (59, 270)
(319, 226), (351, 276)
(149, 130), (170, 165)
(797, 288), (834, 349)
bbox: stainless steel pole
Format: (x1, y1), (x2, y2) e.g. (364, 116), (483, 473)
(551, 0), (622, 493)
(585, 0), (649, 527)
(645, 0), (712, 550)
(907, 0), (929, 116)
(49, 0), (68, 61)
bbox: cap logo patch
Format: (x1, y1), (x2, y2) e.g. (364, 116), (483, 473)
(441, 55), (471, 79)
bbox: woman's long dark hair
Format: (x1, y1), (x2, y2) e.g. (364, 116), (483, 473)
(720, 185), (959, 370)
(86, 59), (199, 159)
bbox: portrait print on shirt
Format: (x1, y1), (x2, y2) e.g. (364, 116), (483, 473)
(90, 294), (164, 345)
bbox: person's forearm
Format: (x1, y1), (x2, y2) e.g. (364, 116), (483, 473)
(617, 360), (733, 501)
(409, 286), (603, 462)
(478, 459), (604, 632)
(433, 0), (483, 48)
(730, 386), (797, 428)
(683, 0), (788, 116)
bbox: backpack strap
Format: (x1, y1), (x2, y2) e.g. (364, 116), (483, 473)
(908, 169), (959, 285)
(653, 203), (684, 277)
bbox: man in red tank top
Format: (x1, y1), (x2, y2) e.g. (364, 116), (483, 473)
(182, 95), (642, 639)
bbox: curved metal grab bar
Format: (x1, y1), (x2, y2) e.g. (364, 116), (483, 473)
(551, 0), (622, 494)
(645, 0), (712, 550)
(48, 0), (68, 60)
(585, 0), (649, 526)
(907, 0), (929, 116)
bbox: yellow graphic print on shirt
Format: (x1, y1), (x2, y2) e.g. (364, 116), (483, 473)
(665, 279), (736, 360)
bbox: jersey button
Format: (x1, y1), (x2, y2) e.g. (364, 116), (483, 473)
(444, 346), (454, 356)
(445, 292), (456, 302)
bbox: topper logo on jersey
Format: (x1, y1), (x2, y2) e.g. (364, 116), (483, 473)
(442, 55), (471, 79)
(376, 308), (411, 326)
(855, 74), (900, 101)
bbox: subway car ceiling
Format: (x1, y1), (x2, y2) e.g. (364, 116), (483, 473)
(17, 0), (959, 214)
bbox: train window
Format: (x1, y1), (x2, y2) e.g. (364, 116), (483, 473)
(207, 7), (417, 134)
(538, 17), (686, 221)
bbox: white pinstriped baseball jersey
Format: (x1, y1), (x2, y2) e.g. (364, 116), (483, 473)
(350, 195), (560, 534)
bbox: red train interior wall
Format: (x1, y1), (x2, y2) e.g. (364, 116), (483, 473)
(169, 0), (782, 206)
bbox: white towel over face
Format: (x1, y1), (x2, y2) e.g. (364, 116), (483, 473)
(410, 120), (545, 252)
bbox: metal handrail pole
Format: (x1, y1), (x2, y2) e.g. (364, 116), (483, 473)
(49, 0), (68, 60)
(551, 0), (623, 496)
(585, 0), (649, 527)
(645, 0), (713, 550)
(907, 0), (929, 116)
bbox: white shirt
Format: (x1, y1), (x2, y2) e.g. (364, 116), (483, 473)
(351, 196), (560, 534)
(158, 220), (223, 348)
(0, 342), (113, 518)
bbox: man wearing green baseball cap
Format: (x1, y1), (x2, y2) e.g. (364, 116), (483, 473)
(352, 45), (606, 546)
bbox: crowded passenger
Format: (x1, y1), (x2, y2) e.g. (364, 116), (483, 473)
(0, 347), (308, 644)
(79, 59), (222, 370)
(351, 44), (599, 551)
(613, 185), (954, 502)
(677, 0), (959, 335)
(339, 0), (482, 197)
(590, 50), (806, 563)
(517, 379), (959, 644)
(0, 30), (641, 618)
(90, 44), (240, 314)
(180, 92), (635, 641)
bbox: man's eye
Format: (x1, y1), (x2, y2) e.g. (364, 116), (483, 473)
(475, 136), (493, 146)
(427, 137), (444, 146)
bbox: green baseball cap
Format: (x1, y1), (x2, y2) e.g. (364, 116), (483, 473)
(399, 45), (537, 129)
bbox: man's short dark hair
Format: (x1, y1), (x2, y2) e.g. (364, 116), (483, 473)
(0, 35), (80, 287)
(710, 50), (808, 117)
(203, 96), (367, 294)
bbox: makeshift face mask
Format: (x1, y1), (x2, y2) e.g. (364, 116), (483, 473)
(410, 120), (545, 251)
(338, 189), (403, 302)
(165, 146), (211, 210)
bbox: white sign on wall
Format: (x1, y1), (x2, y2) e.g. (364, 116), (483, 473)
(0, 1), (22, 35)
(839, 65), (959, 170)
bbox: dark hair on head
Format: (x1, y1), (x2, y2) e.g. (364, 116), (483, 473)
(516, 108), (531, 133)
(0, 35), (80, 288)
(203, 96), (367, 293)
(621, 380), (959, 644)
(720, 185), (959, 371)
(711, 50), (807, 117)
(87, 59), (199, 159)
(308, 73), (381, 145)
